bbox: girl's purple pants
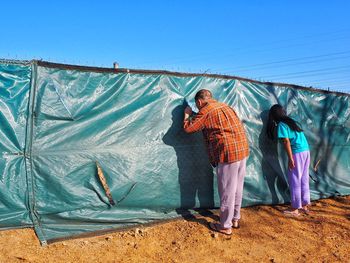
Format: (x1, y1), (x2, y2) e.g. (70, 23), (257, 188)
(288, 151), (311, 209)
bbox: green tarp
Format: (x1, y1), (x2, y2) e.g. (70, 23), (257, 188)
(1, 59), (349, 244)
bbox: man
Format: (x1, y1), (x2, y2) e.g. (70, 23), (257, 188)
(183, 89), (249, 235)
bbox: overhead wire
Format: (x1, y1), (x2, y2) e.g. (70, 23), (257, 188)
(138, 28), (350, 67)
(221, 53), (350, 73)
(257, 65), (350, 79)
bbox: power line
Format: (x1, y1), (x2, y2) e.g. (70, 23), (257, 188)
(260, 69), (350, 82)
(292, 75), (350, 83)
(258, 65), (350, 79)
(163, 35), (350, 67)
(138, 29), (350, 66)
(314, 76), (350, 82)
(220, 52), (350, 73)
(316, 81), (350, 86)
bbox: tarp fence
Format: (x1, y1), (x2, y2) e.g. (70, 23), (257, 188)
(1, 59), (349, 244)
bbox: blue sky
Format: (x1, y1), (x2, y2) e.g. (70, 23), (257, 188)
(1, 1), (350, 92)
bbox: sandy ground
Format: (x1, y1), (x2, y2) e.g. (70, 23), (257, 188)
(0, 196), (349, 263)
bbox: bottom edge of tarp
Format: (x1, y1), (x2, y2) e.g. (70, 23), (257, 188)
(0, 224), (33, 232)
(35, 193), (350, 246)
(44, 216), (185, 245)
(42, 208), (218, 245)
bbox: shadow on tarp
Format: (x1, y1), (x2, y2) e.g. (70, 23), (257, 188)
(162, 101), (215, 218)
(258, 110), (290, 204)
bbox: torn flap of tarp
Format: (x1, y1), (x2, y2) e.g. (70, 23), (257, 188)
(96, 162), (115, 206)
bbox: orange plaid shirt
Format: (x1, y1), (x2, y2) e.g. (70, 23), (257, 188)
(184, 99), (249, 166)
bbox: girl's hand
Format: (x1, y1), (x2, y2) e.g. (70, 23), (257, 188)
(288, 158), (295, 170)
(281, 138), (295, 170)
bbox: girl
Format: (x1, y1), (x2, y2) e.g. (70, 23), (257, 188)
(267, 104), (310, 216)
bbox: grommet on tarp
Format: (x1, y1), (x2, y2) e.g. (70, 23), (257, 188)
(40, 240), (48, 246)
(96, 162), (115, 206)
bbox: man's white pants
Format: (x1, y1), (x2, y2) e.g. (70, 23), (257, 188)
(216, 157), (247, 229)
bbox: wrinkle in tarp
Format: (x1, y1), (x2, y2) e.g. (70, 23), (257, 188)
(0, 62), (32, 228)
(0, 60), (349, 244)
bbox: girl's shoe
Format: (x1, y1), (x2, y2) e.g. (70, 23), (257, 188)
(283, 209), (300, 216)
(299, 207), (310, 214)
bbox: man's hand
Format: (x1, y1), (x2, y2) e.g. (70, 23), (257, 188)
(288, 158), (295, 170)
(184, 106), (192, 115)
(184, 106), (193, 120)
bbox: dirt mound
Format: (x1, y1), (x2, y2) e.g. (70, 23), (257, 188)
(0, 196), (349, 262)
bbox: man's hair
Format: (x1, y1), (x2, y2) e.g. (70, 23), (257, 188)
(194, 89), (212, 101)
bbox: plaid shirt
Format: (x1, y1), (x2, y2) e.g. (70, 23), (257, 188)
(184, 99), (249, 166)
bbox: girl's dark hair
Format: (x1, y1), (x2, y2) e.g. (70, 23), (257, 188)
(266, 104), (303, 140)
